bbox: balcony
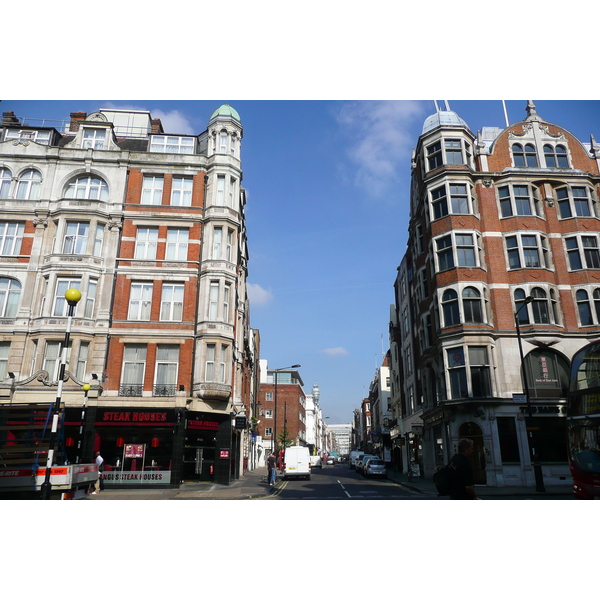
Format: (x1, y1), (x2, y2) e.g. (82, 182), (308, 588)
(152, 384), (177, 397)
(118, 384), (143, 397)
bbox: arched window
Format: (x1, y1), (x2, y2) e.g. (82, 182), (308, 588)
(524, 349), (570, 398)
(442, 289), (460, 326)
(531, 287), (549, 324)
(16, 169), (42, 200)
(463, 287), (483, 323)
(544, 144), (569, 168)
(65, 174), (108, 201)
(0, 277), (21, 318)
(594, 289), (600, 323)
(0, 168), (12, 198)
(512, 143), (538, 167)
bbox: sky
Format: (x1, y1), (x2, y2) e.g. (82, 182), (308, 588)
(4, 99), (600, 425)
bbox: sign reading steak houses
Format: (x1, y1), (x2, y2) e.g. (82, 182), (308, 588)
(100, 411), (169, 423)
(187, 419), (219, 430)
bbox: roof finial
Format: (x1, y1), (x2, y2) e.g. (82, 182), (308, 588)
(525, 100), (541, 122)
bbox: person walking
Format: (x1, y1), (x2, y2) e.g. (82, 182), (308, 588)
(267, 451), (276, 486)
(93, 451), (104, 494)
(448, 438), (477, 500)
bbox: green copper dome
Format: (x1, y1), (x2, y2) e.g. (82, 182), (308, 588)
(210, 104), (241, 123)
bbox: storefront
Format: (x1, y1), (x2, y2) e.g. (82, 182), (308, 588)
(90, 407), (184, 488)
(183, 411), (232, 485)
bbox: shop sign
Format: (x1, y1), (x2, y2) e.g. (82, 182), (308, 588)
(101, 471), (171, 484)
(97, 409), (175, 425)
(234, 415), (247, 429)
(187, 419), (219, 431)
(512, 393), (527, 403)
(518, 405), (565, 414)
(219, 449), (229, 459)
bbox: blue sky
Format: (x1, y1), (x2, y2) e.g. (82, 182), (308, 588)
(4, 99), (600, 424)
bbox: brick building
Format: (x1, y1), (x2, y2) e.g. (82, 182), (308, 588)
(0, 104), (258, 487)
(256, 361), (305, 464)
(391, 101), (600, 488)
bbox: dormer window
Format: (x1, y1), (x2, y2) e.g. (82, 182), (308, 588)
(150, 135), (195, 154)
(512, 143), (538, 167)
(4, 129), (51, 145)
(82, 128), (106, 150)
(543, 144), (569, 168)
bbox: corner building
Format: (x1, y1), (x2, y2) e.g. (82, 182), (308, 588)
(0, 104), (255, 487)
(394, 101), (600, 488)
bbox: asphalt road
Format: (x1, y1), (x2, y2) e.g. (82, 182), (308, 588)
(268, 462), (435, 500)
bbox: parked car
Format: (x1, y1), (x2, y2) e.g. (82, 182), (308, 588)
(326, 456), (335, 465)
(364, 458), (387, 478)
(309, 455), (323, 469)
(356, 454), (377, 474)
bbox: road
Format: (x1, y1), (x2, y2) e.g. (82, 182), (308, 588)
(267, 462), (435, 500)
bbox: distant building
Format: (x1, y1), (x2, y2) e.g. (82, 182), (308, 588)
(256, 360), (305, 462)
(327, 423), (351, 455)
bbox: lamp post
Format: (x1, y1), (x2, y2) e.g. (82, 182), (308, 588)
(272, 364), (301, 459)
(41, 288), (81, 500)
(75, 383), (91, 464)
(514, 295), (546, 493)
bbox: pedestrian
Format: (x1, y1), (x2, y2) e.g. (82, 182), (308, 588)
(93, 451), (104, 494)
(267, 451), (276, 486)
(449, 438), (477, 500)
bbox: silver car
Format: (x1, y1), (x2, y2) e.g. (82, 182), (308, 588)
(364, 458), (387, 478)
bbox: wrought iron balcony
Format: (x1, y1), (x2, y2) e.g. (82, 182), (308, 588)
(152, 384), (177, 397)
(118, 384), (143, 397)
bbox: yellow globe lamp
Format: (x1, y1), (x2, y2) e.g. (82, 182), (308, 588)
(65, 288), (82, 306)
(82, 384), (91, 392)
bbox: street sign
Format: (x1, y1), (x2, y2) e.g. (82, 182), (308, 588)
(513, 393), (527, 403)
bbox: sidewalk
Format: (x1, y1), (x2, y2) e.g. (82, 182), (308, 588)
(385, 468), (574, 499)
(87, 466), (276, 500)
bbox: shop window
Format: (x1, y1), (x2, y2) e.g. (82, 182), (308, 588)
(497, 417), (521, 463)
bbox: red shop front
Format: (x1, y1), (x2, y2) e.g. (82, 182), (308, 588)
(94, 408), (180, 488)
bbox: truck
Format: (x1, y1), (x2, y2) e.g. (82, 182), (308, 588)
(0, 403), (98, 499)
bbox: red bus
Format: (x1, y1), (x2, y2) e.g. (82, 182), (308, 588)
(567, 340), (600, 499)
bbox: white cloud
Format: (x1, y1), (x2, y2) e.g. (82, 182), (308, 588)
(336, 100), (427, 198)
(247, 283), (274, 306)
(151, 109), (194, 135)
(321, 347), (349, 356)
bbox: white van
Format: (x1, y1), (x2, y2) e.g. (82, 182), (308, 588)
(348, 450), (362, 469)
(284, 446), (311, 480)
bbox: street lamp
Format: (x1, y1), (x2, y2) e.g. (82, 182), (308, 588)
(41, 288), (81, 500)
(273, 364), (301, 458)
(514, 295), (546, 493)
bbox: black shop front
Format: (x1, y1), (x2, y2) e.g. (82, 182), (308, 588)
(91, 407), (185, 488)
(183, 411), (233, 485)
